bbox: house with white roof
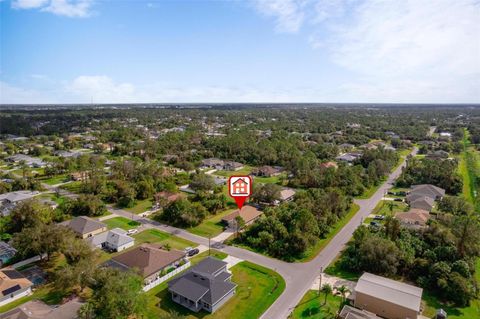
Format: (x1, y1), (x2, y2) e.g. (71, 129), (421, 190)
(353, 272), (423, 319)
(87, 228), (135, 252)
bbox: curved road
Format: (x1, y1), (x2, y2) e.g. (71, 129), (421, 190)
(51, 148), (416, 319)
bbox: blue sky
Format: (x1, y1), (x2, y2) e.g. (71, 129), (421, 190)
(1, 0), (479, 104)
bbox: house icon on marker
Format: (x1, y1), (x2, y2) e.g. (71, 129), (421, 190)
(232, 178), (248, 195)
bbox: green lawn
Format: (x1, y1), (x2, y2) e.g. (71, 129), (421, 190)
(103, 216), (140, 230)
(38, 174), (70, 185)
(213, 165), (253, 177)
(145, 260), (285, 319)
(189, 249), (228, 265)
(0, 284), (65, 314)
(124, 198), (153, 214)
(422, 291), (480, 319)
(60, 181), (83, 193)
(296, 204), (360, 262)
(291, 290), (343, 319)
(187, 209), (235, 238)
(459, 128), (479, 211)
(253, 175), (282, 184)
(371, 200), (408, 216)
(133, 229), (196, 250)
(324, 257), (361, 281)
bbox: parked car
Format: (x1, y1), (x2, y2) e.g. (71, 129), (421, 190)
(187, 248), (200, 257)
(374, 215), (385, 220)
(370, 221), (380, 227)
(394, 198), (404, 202)
(127, 229), (138, 235)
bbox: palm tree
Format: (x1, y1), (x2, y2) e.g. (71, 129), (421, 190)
(321, 283), (332, 305)
(335, 285), (351, 304)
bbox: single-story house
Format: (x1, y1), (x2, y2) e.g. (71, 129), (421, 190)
(0, 242), (16, 267)
(251, 165), (282, 177)
(354, 272), (423, 319)
(201, 158), (224, 170)
(0, 298), (83, 319)
(426, 150), (449, 160)
(0, 191), (40, 217)
(105, 244), (186, 285)
(320, 161), (338, 169)
(409, 196), (435, 212)
(223, 161), (244, 171)
(6, 154), (46, 168)
(67, 216), (107, 239)
(339, 305), (380, 319)
(277, 188), (296, 204)
(336, 152), (362, 163)
(222, 205), (263, 229)
(409, 184), (445, 200)
(395, 209), (430, 229)
(54, 150), (82, 158)
(87, 228), (135, 252)
(168, 257), (237, 313)
(0, 268), (33, 307)
(70, 171), (89, 181)
(154, 191), (184, 206)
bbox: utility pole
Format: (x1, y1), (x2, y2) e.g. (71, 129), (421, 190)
(208, 235), (211, 256)
(318, 266), (323, 293)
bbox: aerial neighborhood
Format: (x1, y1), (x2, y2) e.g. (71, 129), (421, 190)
(0, 105), (478, 319)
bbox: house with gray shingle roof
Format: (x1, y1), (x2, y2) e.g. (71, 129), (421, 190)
(168, 257), (237, 313)
(67, 216), (107, 239)
(0, 191), (40, 217)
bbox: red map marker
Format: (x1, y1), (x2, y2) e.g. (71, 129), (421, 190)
(228, 175), (252, 210)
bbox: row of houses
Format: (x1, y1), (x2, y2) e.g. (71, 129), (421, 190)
(396, 184), (445, 229)
(200, 158), (244, 171)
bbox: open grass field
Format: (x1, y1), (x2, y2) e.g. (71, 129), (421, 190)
(291, 290), (343, 319)
(459, 129), (480, 211)
(60, 181), (83, 193)
(213, 165), (253, 177)
(324, 256), (361, 282)
(124, 198), (153, 214)
(38, 174), (70, 185)
(133, 229), (197, 250)
(187, 209), (235, 238)
(371, 200), (407, 216)
(145, 260), (285, 319)
(103, 216), (140, 230)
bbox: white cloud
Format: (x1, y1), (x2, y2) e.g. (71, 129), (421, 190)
(12, 0), (48, 9)
(0, 81), (55, 104)
(12, 0), (94, 17)
(252, 0), (306, 33)
(251, 0), (480, 102)
(67, 75), (135, 102)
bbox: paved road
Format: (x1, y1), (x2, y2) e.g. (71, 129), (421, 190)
(260, 147), (417, 319)
(38, 148), (416, 319)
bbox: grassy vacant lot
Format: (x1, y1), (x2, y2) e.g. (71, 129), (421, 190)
(291, 290), (343, 319)
(60, 181), (83, 193)
(459, 129), (479, 211)
(145, 261), (285, 319)
(124, 198), (153, 214)
(133, 229), (196, 250)
(213, 165), (253, 177)
(103, 216), (140, 230)
(38, 174), (70, 185)
(371, 200), (408, 216)
(324, 257), (361, 282)
(187, 209), (235, 238)
(296, 204), (360, 262)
